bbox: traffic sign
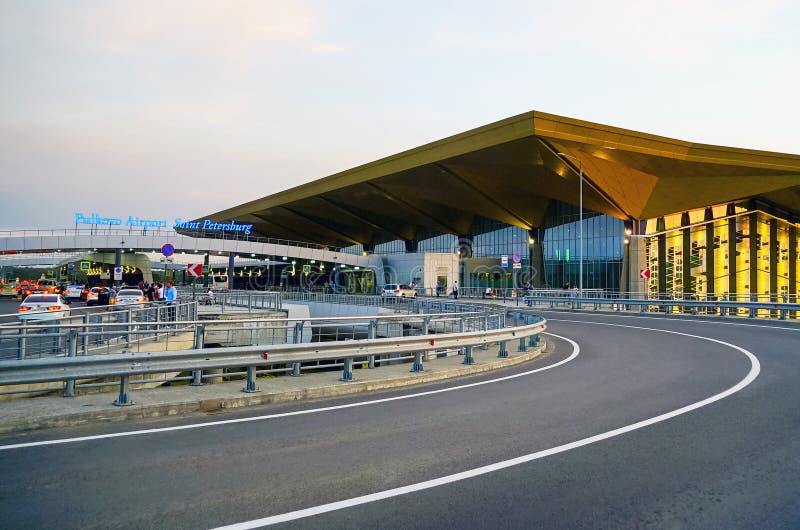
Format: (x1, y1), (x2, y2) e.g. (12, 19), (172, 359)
(302, 264), (311, 274)
(186, 263), (202, 277)
(501, 255), (508, 268)
(512, 262), (522, 269)
(202, 265), (209, 274)
(512, 252), (521, 263)
(161, 244), (175, 257)
(113, 266), (123, 281)
(80, 261), (90, 270)
(640, 268), (651, 280)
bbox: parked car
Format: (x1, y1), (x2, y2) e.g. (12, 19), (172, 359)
(18, 294), (71, 321)
(62, 284), (85, 301)
(380, 283), (417, 298)
(111, 288), (149, 308)
(85, 286), (111, 306)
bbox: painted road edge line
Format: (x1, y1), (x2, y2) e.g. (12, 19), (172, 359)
(0, 333), (577, 451)
(211, 326), (759, 530)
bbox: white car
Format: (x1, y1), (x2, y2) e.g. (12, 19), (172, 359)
(62, 284), (85, 301)
(18, 294), (71, 321)
(111, 288), (149, 308)
(380, 284), (417, 298)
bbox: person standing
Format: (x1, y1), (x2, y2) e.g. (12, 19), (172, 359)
(165, 281), (177, 320)
(157, 283), (165, 301)
(451, 280), (459, 299)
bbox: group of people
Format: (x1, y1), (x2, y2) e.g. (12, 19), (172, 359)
(135, 280), (177, 303)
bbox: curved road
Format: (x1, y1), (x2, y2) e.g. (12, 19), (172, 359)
(0, 312), (797, 529)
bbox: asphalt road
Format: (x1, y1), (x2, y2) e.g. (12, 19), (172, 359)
(0, 312), (797, 529)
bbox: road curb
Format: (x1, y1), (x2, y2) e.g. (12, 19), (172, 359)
(0, 346), (544, 434)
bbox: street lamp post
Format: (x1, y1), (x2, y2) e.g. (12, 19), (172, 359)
(556, 153), (583, 297)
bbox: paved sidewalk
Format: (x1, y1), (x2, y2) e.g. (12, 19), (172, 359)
(0, 341), (546, 434)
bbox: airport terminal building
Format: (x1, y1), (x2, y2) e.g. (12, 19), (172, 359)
(184, 111), (800, 300)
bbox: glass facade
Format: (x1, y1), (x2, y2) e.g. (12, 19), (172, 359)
(543, 215), (624, 290)
(341, 200), (628, 291)
(644, 205), (799, 316)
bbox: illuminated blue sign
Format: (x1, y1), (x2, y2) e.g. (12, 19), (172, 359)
(173, 218), (253, 236)
(75, 212), (167, 229)
(73, 213), (253, 236)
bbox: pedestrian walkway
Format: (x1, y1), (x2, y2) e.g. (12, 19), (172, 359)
(0, 340), (546, 434)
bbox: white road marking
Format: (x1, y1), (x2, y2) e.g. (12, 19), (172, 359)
(212, 324), (759, 529)
(0, 333), (577, 451)
(538, 309), (800, 331)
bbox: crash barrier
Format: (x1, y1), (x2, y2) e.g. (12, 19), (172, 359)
(0, 301), (199, 361)
(522, 295), (800, 320)
(0, 308), (546, 405)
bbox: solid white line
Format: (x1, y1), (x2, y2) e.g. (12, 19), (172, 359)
(538, 309), (800, 332)
(211, 324), (760, 529)
(0, 333), (578, 451)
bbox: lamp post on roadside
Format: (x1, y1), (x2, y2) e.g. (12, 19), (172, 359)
(556, 152), (583, 297)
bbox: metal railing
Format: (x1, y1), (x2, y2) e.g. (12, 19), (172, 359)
(0, 301), (199, 360)
(0, 310), (546, 405)
(522, 295), (800, 320)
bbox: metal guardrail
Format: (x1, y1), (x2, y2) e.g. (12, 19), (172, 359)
(522, 295), (800, 320)
(0, 310), (546, 405)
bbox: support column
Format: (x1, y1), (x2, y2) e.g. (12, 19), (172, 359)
(203, 252), (210, 287)
(704, 208), (715, 298)
(681, 212), (691, 297)
(228, 252), (235, 291)
(404, 240), (418, 253)
(769, 218), (778, 302)
(528, 228), (545, 288)
(749, 213), (758, 300)
(727, 204), (737, 298)
(657, 217), (667, 296)
(789, 226), (797, 303)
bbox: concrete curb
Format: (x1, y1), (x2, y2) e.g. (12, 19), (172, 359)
(0, 345), (544, 434)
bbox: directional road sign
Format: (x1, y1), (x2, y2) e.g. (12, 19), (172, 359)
(640, 268), (651, 280)
(501, 255), (508, 268)
(187, 264), (203, 277)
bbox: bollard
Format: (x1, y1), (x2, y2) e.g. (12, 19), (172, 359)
(498, 340), (508, 358)
(243, 366), (259, 393)
(462, 345), (476, 365)
(368, 320), (377, 368)
(17, 321), (27, 360)
(63, 329), (79, 397)
(411, 351), (424, 372)
(82, 313), (90, 354)
(113, 375), (134, 406)
(340, 357), (354, 381)
(126, 308), (133, 348)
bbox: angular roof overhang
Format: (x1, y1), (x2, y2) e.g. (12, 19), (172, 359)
(194, 111), (800, 248)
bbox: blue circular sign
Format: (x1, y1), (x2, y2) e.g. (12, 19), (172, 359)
(161, 244), (175, 257)
(512, 252), (521, 263)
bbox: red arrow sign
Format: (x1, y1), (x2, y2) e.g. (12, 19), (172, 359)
(187, 263), (203, 277)
(639, 268), (651, 280)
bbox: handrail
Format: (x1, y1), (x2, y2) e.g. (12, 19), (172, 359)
(522, 295), (800, 319)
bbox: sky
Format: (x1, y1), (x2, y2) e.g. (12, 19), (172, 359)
(1, 0), (799, 230)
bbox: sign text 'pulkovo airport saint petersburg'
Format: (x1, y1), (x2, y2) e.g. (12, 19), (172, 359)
(75, 212), (168, 229)
(73, 212), (253, 235)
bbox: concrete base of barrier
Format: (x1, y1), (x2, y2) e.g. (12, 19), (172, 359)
(0, 341), (546, 434)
